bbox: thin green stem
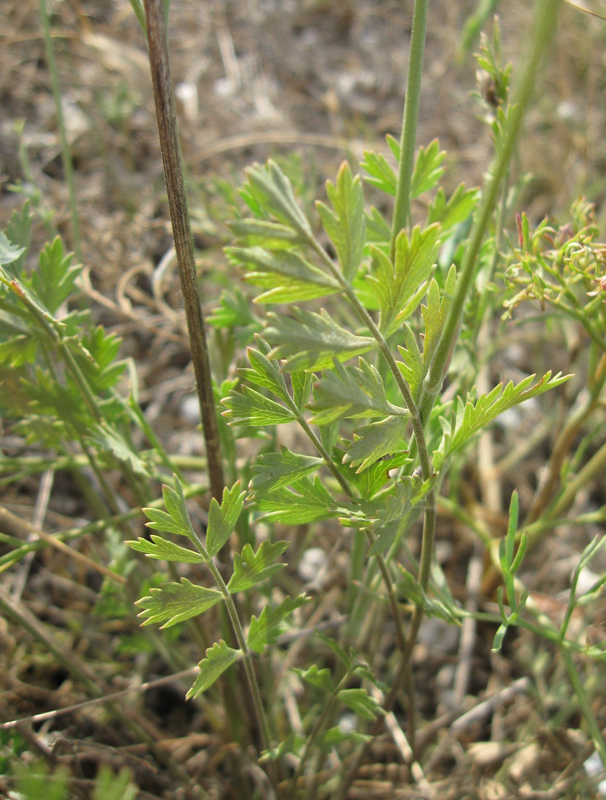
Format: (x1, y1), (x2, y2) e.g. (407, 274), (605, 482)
(38, 0), (82, 263)
(561, 647), (606, 768)
(390, 0), (430, 257)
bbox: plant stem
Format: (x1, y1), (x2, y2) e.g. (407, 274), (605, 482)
(390, 0), (430, 258)
(417, 0), (562, 432)
(143, 0), (225, 509)
(560, 647), (606, 768)
(38, 0), (82, 263)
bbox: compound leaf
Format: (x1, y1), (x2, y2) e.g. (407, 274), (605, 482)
(243, 160), (313, 238)
(254, 475), (339, 525)
(222, 385), (296, 426)
(206, 482), (246, 558)
(136, 579), (222, 628)
(227, 540), (289, 593)
(187, 640), (242, 699)
(343, 415), (409, 472)
(128, 534), (205, 563)
(247, 594), (311, 654)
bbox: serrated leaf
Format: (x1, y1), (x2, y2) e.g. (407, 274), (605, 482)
(164, 480), (194, 536)
(421, 264), (457, 366)
(360, 148), (397, 195)
(31, 237), (81, 314)
(337, 688), (383, 719)
(254, 475), (339, 524)
(128, 535), (205, 563)
(238, 339), (291, 402)
(291, 370), (313, 410)
(367, 474), (436, 556)
(428, 184), (480, 232)
(4, 202), (31, 277)
(206, 482), (245, 557)
(264, 308), (375, 372)
(339, 449), (411, 501)
(186, 640), (242, 699)
(244, 160), (313, 237)
(316, 161), (366, 282)
(230, 245), (339, 303)
(207, 287), (263, 335)
(227, 540), (289, 593)
(410, 138), (446, 197)
(396, 567), (459, 624)
(396, 324), (425, 401)
(248, 594), (311, 654)
(136, 578), (222, 628)
(343, 415), (409, 472)
(317, 727), (373, 750)
(249, 447), (324, 498)
(90, 422), (151, 476)
(433, 372), (572, 470)
(222, 385), (296, 426)
(315, 630), (352, 668)
(143, 508), (190, 538)
(367, 224), (441, 337)
(228, 218), (304, 249)
(0, 230), (26, 269)
(293, 664), (335, 692)
(309, 358), (407, 424)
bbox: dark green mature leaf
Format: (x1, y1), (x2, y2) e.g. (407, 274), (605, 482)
(136, 579), (222, 628)
(254, 475), (339, 524)
(222, 385), (296, 426)
(187, 640), (242, 699)
(428, 184), (480, 232)
(316, 161), (366, 283)
(127, 535), (205, 563)
(244, 160), (313, 237)
(31, 238), (81, 315)
(309, 358), (407, 425)
(239, 337), (290, 402)
(227, 540), (289, 593)
(337, 688), (383, 719)
(229, 245), (339, 303)
(249, 447), (324, 498)
(367, 224), (441, 337)
(247, 594), (311, 654)
(264, 308), (375, 372)
(343, 415), (409, 472)
(206, 482), (245, 557)
(433, 372), (572, 470)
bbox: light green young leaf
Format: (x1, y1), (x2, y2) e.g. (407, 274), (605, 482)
(264, 308), (375, 372)
(421, 264), (457, 366)
(227, 540), (289, 593)
(31, 237), (81, 315)
(143, 508), (190, 538)
(396, 567), (459, 624)
(238, 337), (290, 402)
(0, 230), (26, 269)
(186, 640), (242, 699)
(92, 766), (137, 800)
(433, 372), (572, 470)
(339, 450), (411, 501)
(143, 480), (193, 538)
(206, 482), (245, 558)
(247, 594), (311, 654)
(396, 324), (425, 401)
(337, 688), (384, 719)
(428, 184), (480, 232)
(317, 728), (373, 749)
(90, 422), (151, 477)
(409, 138), (447, 197)
(222, 385), (296, 426)
(127, 534), (205, 563)
(316, 161), (366, 283)
(367, 474), (436, 556)
(292, 664), (335, 693)
(254, 476), (339, 524)
(136, 579), (222, 628)
(291, 370), (313, 410)
(229, 245), (339, 304)
(343, 415), (409, 472)
(367, 224), (441, 337)
(309, 357), (408, 425)
(249, 447), (324, 498)
(360, 148), (397, 196)
(315, 630), (353, 669)
(244, 160), (313, 237)
(364, 206), (392, 246)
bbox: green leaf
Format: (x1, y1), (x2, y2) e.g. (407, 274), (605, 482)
(337, 688), (383, 720)
(222, 385), (296, 426)
(4, 201), (31, 277)
(421, 264), (457, 366)
(186, 640), (242, 699)
(136, 579), (222, 628)
(264, 308), (375, 372)
(249, 447), (324, 498)
(343, 415), (409, 472)
(316, 161), (366, 283)
(90, 422), (151, 477)
(227, 540), (289, 593)
(143, 508), (190, 538)
(92, 766), (137, 800)
(315, 630), (352, 669)
(433, 372), (572, 471)
(339, 449), (411, 501)
(396, 567), (459, 624)
(238, 338), (291, 402)
(244, 160), (313, 238)
(228, 218), (304, 248)
(396, 324), (425, 401)
(428, 184), (480, 232)
(291, 370), (313, 410)
(31, 237), (81, 315)
(309, 358), (408, 424)
(293, 664), (335, 692)
(254, 475), (339, 524)
(367, 474), (436, 556)
(360, 148), (397, 196)
(367, 224), (441, 337)
(127, 534), (205, 563)
(247, 594), (311, 654)
(206, 482), (246, 557)
(316, 728), (372, 749)
(0, 230), (26, 270)
(229, 245), (339, 303)
(409, 138), (446, 197)
(207, 287), (263, 336)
